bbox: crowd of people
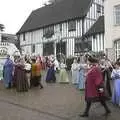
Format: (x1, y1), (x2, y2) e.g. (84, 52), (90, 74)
(2, 53), (120, 117)
(71, 54), (120, 117)
(2, 54), (70, 91)
(3, 55), (44, 92)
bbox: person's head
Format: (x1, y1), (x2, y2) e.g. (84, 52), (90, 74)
(73, 59), (77, 63)
(114, 61), (120, 69)
(100, 59), (105, 65)
(20, 57), (25, 65)
(60, 59), (64, 63)
(87, 56), (98, 65)
(32, 58), (36, 63)
(7, 54), (10, 59)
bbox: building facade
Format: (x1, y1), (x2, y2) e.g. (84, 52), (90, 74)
(85, 16), (104, 53)
(104, 0), (120, 60)
(18, 0), (104, 57)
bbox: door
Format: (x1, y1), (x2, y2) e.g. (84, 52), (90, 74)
(56, 41), (66, 56)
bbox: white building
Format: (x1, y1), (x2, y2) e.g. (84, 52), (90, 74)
(17, 0), (104, 57)
(104, 0), (120, 60)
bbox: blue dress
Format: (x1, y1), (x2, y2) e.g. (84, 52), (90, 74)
(111, 69), (120, 106)
(77, 64), (86, 90)
(3, 58), (14, 88)
(46, 65), (56, 83)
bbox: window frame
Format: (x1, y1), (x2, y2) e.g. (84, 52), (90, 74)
(114, 5), (120, 26)
(23, 33), (26, 41)
(43, 26), (54, 38)
(97, 4), (101, 13)
(32, 44), (35, 53)
(68, 20), (76, 32)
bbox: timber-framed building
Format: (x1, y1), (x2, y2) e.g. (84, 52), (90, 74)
(17, 0), (104, 57)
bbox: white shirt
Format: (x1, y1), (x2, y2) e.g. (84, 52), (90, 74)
(25, 63), (31, 71)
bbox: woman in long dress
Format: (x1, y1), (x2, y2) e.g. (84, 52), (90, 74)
(103, 59), (112, 97)
(3, 55), (14, 88)
(111, 61), (120, 106)
(71, 59), (79, 84)
(77, 58), (87, 90)
(59, 60), (69, 83)
(46, 61), (56, 83)
(14, 58), (28, 92)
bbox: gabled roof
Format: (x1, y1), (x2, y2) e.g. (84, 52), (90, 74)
(85, 16), (104, 37)
(17, 0), (92, 34)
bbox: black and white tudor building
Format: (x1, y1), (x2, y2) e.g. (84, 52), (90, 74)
(17, 0), (104, 57)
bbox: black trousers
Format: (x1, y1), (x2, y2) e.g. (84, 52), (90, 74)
(84, 100), (110, 114)
(31, 76), (43, 88)
(37, 75), (43, 88)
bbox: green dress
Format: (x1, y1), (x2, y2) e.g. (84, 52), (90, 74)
(59, 63), (69, 83)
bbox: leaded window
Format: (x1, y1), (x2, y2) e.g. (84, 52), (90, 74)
(32, 44), (35, 53)
(68, 20), (76, 31)
(23, 33), (26, 41)
(97, 4), (101, 13)
(43, 26), (54, 38)
(114, 5), (120, 25)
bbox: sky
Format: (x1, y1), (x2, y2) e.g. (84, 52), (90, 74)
(0, 0), (48, 34)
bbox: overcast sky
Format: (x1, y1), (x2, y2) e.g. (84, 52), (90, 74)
(0, 0), (48, 34)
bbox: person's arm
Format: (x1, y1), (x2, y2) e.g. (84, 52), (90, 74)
(111, 70), (115, 80)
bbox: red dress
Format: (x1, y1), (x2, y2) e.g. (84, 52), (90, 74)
(85, 65), (105, 102)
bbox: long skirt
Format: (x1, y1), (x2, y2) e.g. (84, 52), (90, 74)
(46, 67), (56, 83)
(77, 69), (85, 90)
(14, 67), (28, 92)
(59, 69), (69, 83)
(103, 70), (112, 97)
(112, 79), (120, 106)
(72, 70), (78, 84)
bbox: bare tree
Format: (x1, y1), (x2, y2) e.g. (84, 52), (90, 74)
(0, 24), (5, 31)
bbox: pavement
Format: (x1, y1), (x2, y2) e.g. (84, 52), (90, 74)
(0, 71), (119, 120)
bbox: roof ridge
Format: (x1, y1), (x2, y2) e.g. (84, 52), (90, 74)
(17, 0), (92, 34)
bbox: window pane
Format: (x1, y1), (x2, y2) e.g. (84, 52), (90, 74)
(32, 44), (35, 53)
(43, 26), (54, 38)
(97, 4), (101, 13)
(68, 21), (76, 31)
(23, 33), (25, 41)
(114, 5), (120, 25)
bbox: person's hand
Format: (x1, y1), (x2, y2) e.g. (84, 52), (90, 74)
(99, 88), (104, 93)
(115, 74), (120, 79)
